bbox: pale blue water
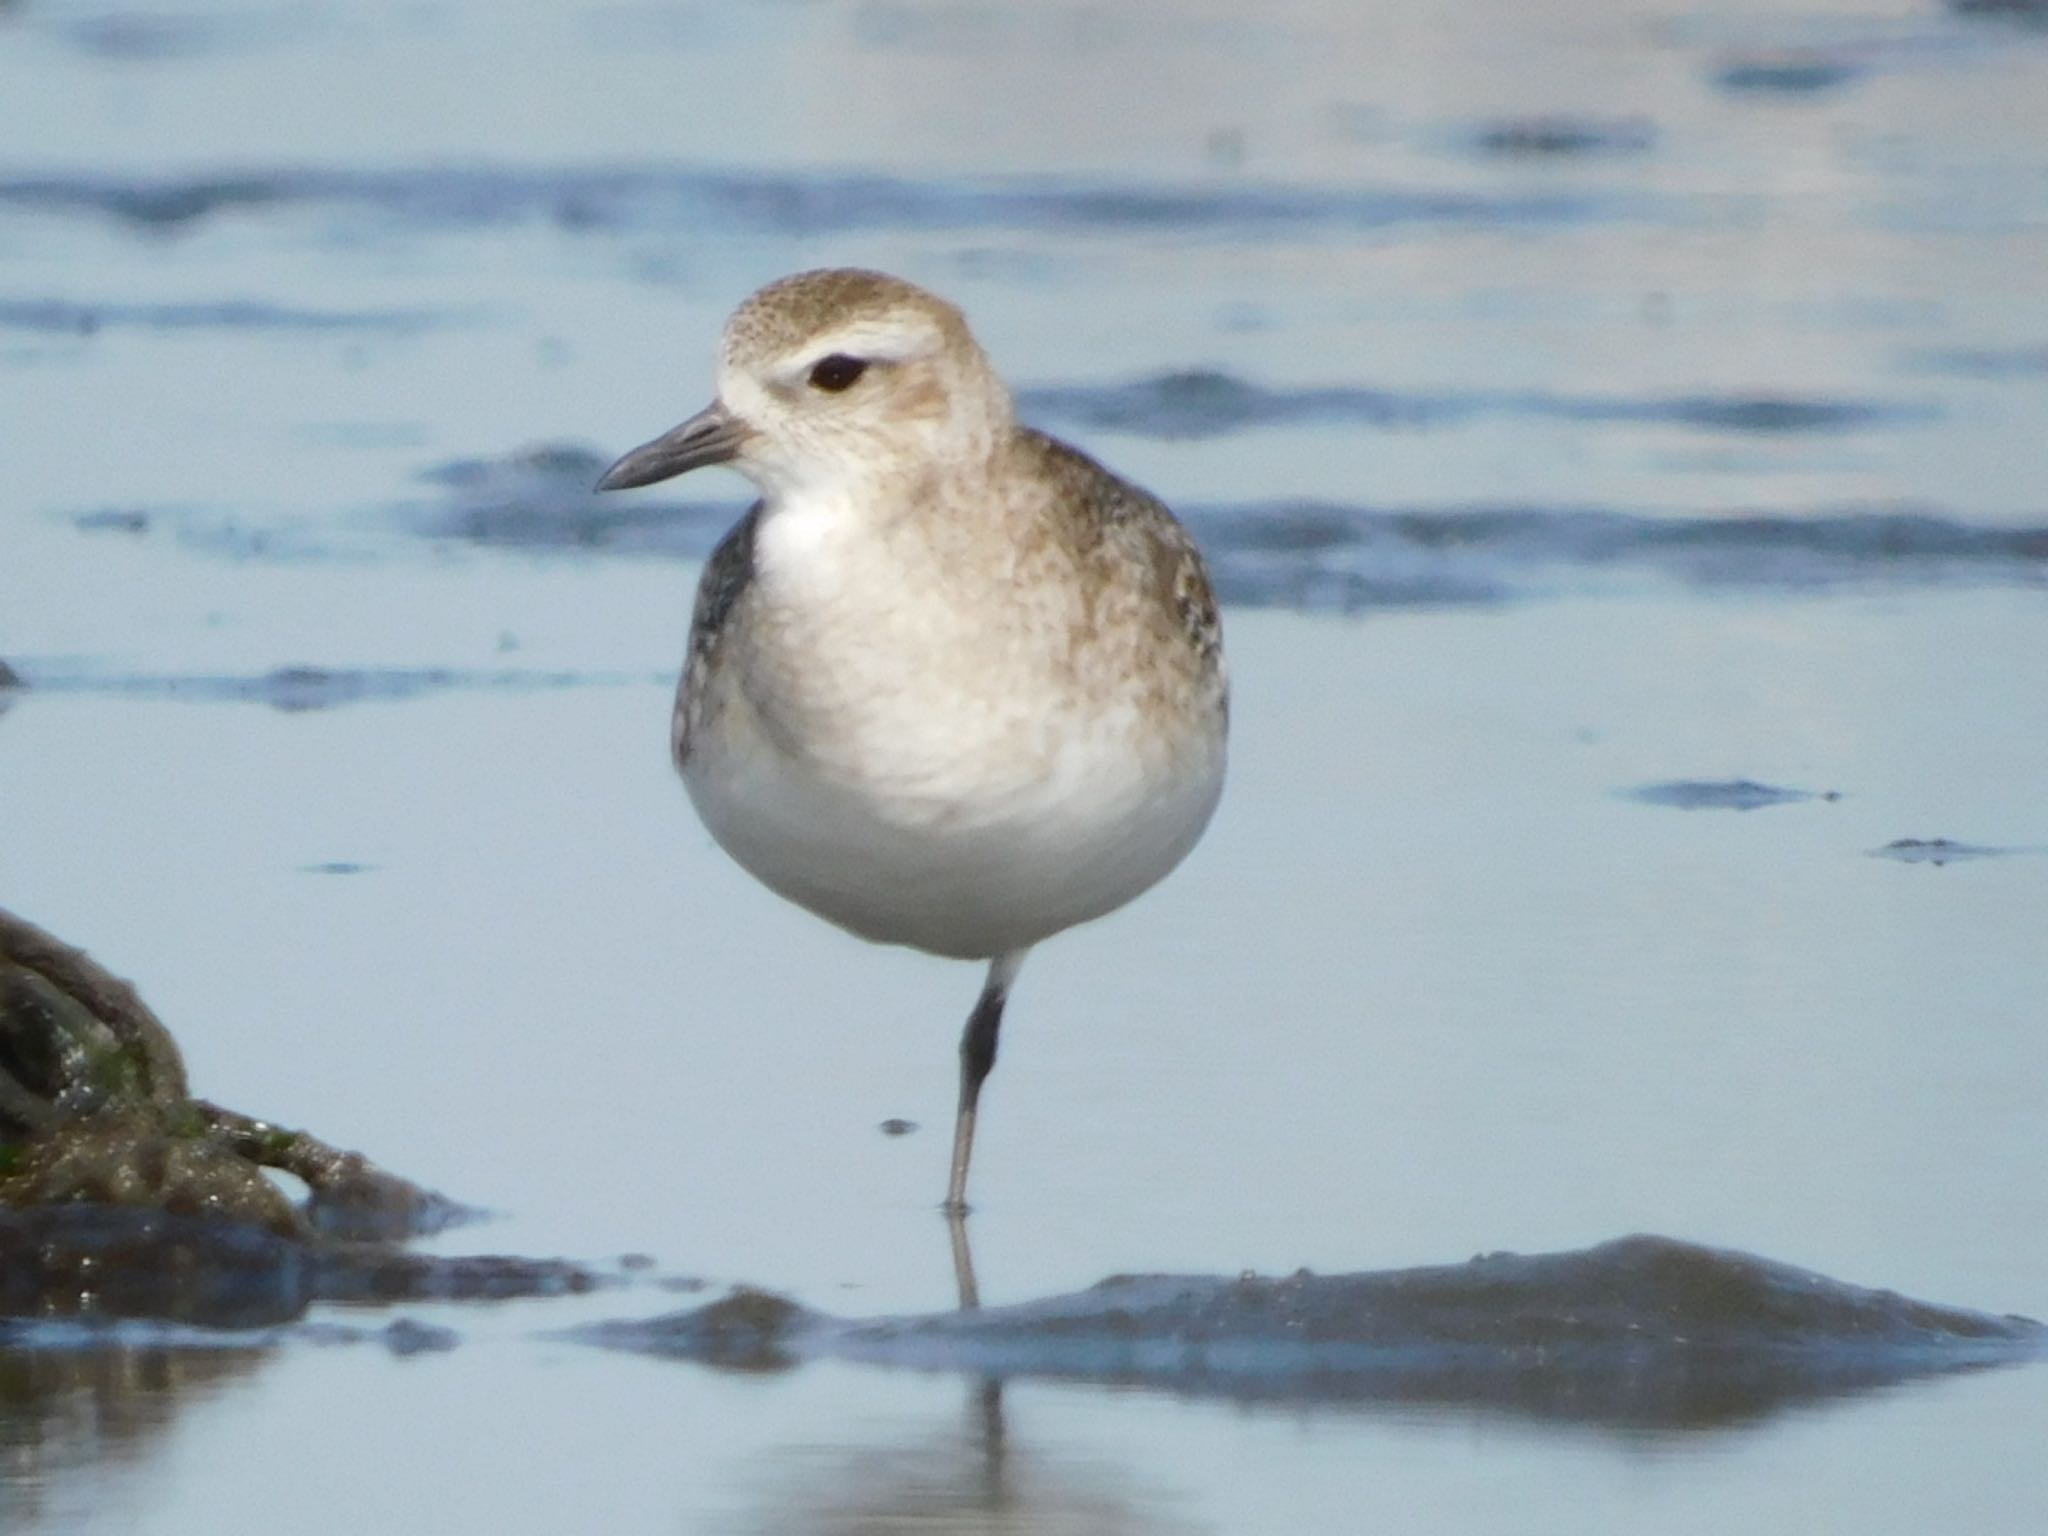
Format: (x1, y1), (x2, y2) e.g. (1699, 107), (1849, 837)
(2, 0), (2046, 1531)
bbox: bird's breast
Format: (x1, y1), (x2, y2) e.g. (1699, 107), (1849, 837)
(731, 486), (1109, 810)
(675, 486), (1226, 956)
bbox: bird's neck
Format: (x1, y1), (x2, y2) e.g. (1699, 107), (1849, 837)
(771, 426), (1026, 530)
(755, 445), (1042, 613)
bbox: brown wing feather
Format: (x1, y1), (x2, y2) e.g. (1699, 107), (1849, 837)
(672, 502), (761, 771)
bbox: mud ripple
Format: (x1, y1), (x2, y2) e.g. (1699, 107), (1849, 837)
(0, 297), (454, 337)
(0, 165), (1647, 240)
(1016, 370), (1930, 441)
(1, 662), (651, 710)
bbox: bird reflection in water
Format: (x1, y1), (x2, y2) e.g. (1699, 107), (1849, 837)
(735, 1214), (1191, 1536)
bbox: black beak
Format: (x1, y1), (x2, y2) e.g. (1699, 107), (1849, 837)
(595, 402), (750, 491)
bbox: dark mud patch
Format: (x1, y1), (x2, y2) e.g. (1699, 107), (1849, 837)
(320, 1318), (462, 1356)
(1016, 370), (1930, 442)
(1, 661), (650, 710)
(421, 442), (612, 497)
(1869, 837), (2018, 865)
(1713, 53), (1866, 94)
(1179, 504), (2048, 611)
(50, 9), (315, 62)
(0, 297), (454, 337)
(313, 1240), (602, 1309)
(71, 508), (151, 534)
(586, 1286), (810, 1372)
(577, 1235), (2043, 1430)
(0, 164), (1649, 242)
(1948, 0), (2048, 27)
(1469, 116), (1658, 158)
(1905, 343), (2048, 380)
(1623, 779), (1839, 811)
(408, 441), (739, 556)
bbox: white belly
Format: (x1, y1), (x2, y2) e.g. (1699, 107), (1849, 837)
(678, 478), (1227, 959)
(682, 690), (1224, 960)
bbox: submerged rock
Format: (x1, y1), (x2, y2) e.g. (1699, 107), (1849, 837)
(599, 1286), (810, 1371)
(580, 1235), (2043, 1429)
(0, 1204), (602, 1333)
(0, 1207), (309, 1329)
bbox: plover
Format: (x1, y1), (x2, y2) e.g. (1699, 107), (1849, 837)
(597, 269), (1228, 1213)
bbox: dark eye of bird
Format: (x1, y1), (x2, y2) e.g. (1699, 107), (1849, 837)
(808, 354), (869, 393)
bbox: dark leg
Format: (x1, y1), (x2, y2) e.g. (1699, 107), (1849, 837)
(945, 950), (1025, 1216)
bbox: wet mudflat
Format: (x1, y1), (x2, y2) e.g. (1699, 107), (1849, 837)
(3, 580), (2046, 1533)
(4, 0), (2048, 1530)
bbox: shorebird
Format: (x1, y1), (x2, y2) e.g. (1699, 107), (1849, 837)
(597, 269), (1227, 1214)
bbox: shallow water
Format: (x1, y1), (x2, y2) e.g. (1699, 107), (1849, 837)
(3, 0), (2047, 1530)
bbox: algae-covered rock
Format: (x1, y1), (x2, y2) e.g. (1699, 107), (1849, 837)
(0, 906), (488, 1320)
(0, 906), (189, 1136)
(0, 1107), (302, 1236)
